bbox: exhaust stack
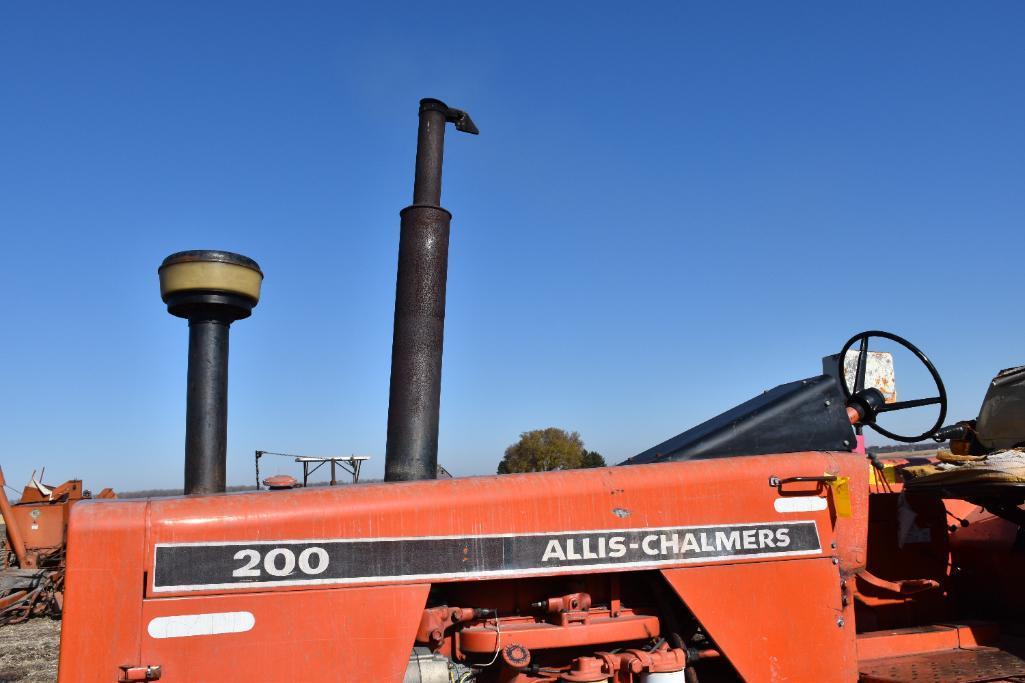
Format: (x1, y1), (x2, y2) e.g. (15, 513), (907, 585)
(159, 250), (263, 495)
(384, 98), (478, 482)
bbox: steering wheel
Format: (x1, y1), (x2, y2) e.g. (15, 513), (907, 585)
(838, 331), (947, 443)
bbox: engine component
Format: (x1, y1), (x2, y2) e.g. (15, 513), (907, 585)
(384, 98), (477, 483)
(640, 672), (688, 682)
(621, 647), (687, 679)
(501, 643), (532, 669)
(559, 646), (688, 683)
(531, 592), (592, 614)
(416, 605), (492, 646)
(561, 655), (612, 682)
(158, 249), (263, 495)
(403, 647), (475, 683)
(459, 607), (659, 653)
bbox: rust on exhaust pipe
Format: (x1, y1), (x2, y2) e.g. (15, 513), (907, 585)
(384, 98), (477, 482)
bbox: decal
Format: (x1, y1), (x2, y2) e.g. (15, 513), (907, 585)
(147, 611), (255, 639)
(773, 496), (828, 513)
(152, 520), (822, 592)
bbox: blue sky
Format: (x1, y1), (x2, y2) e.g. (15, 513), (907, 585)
(1, 3), (1023, 491)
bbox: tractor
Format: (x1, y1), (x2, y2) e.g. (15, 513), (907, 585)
(55, 100), (1025, 682)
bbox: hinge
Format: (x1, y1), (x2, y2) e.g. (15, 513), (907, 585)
(119, 665), (162, 681)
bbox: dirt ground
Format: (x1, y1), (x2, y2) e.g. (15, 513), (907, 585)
(0, 619), (60, 683)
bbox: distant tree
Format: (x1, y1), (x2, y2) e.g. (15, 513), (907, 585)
(580, 450), (607, 468)
(497, 428), (585, 473)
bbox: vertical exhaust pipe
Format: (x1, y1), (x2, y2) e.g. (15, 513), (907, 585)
(385, 98), (478, 482)
(159, 251), (263, 495)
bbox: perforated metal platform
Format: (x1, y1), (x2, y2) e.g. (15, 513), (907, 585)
(860, 647), (1025, 683)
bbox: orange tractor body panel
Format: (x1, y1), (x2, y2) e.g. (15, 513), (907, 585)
(662, 559), (858, 681)
(59, 451), (866, 681)
(59, 499), (147, 674)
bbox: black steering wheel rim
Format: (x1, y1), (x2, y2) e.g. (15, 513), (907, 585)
(838, 330), (947, 443)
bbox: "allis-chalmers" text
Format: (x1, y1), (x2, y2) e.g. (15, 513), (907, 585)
(540, 528), (792, 562)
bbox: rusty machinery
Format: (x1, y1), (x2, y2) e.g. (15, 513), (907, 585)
(0, 469), (114, 625)
(55, 100), (1025, 682)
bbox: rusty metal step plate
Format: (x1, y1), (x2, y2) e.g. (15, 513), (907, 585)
(860, 647), (1025, 683)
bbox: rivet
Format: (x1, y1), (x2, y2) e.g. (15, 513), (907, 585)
(837, 618), (845, 628)
(832, 557), (839, 565)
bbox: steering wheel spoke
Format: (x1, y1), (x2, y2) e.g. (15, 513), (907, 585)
(853, 337), (869, 394)
(877, 397), (943, 413)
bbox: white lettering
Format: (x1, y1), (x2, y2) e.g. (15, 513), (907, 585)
(542, 540), (566, 562)
(742, 529), (757, 549)
(660, 533), (680, 555)
(608, 537), (626, 558)
(681, 533), (700, 553)
(582, 538), (598, 560)
(757, 529), (775, 548)
(641, 534), (660, 555)
(298, 547), (329, 575)
(715, 531), (741, 551)
(234, 547), (327, 578)
(232, 549), (261, 577)
(699, 532), (714, 552)
(263, 548), (296, 577)
(775, 528), (791, 547)
(565, 539), (582, 560)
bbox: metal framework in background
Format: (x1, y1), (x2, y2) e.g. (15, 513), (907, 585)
(254, 451), (369, 490)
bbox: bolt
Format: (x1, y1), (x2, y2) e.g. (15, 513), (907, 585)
(837, 618), (845, 628)
(832, 557), (839, 565)
(825, 400), (832, 406)
(830, 541), (837, 549)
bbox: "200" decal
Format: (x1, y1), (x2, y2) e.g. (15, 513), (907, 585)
(231, 547), (330, 578)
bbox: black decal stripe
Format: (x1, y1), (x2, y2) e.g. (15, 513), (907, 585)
(152, 521), (821, 593)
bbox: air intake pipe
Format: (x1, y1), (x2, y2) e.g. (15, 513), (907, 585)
(384, 98), (478, 482)
(159, 250), (263, 495)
